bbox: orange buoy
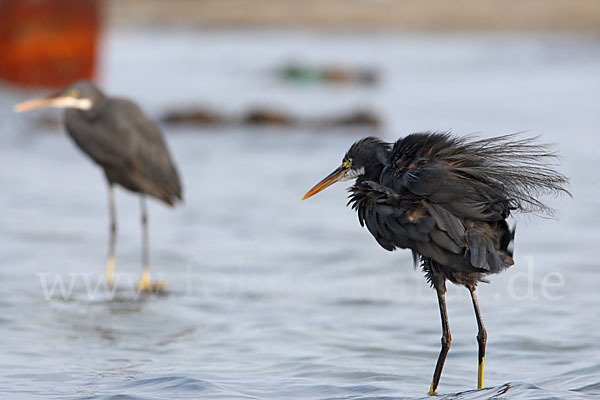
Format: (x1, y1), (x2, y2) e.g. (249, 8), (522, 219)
(0, 0), (100, 88)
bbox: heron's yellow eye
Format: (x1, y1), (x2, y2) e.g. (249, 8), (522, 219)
(342, 158), (353, 169)
(68, 89), (80, 98)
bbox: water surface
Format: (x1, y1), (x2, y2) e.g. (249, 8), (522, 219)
(0, 30), (599, 399)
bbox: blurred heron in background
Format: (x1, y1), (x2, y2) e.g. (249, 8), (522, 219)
(303, 132), (569, 394)
(15, 81), (182, 291)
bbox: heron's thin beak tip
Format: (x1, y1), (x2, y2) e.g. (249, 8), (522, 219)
(13, 103), (27, 113)
(13, 98), (50, 113)
(302, 166), (347, 201)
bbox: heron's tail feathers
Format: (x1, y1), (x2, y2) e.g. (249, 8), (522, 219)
(450, 133), (571, 216)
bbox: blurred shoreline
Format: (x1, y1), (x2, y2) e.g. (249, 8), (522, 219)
(106, 0), (600, 32)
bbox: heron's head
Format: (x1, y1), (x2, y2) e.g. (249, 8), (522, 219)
(14, 80), (105, 113)
(303, 136), (390, 200)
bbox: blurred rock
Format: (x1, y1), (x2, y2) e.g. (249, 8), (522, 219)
(161, 108), (224, 125)
(280, 64), (378, 86)
(322, 68), (378, 86)
(243, 109), (297, 126)
(161, 105), (381, 132)
(318, 109), (381, 130)
(280, 65), (321, 83)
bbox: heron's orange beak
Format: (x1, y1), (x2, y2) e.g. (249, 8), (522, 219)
(14, 95), (91, 112)
(302, 165), (348, 200)
(14, 96), (61, 112)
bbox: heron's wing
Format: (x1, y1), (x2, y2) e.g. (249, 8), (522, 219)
(392, 160), (510, 221)
(65, 107), (130, 169)
(65, 99), (182, 204)
(397, 162), (514, 272)
(349, 180), (510, 273)
(110, 99), (183, 203)
(388, 132), (569, 216)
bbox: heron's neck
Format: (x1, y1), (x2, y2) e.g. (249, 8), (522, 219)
(70, 99), (107, 120)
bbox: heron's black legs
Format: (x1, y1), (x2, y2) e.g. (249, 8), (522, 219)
(469, 287), (487, 389)
(106, 184), (117, 284)
(429, 279), (451, 396)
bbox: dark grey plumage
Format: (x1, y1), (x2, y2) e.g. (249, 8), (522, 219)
(347, 132), (568, 286)
(63, 81), (182, 205)
(304, 131), (569, 393)
(15, 80), (182, 290)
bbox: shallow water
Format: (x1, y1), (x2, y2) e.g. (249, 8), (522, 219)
(0, 29), (599, 399)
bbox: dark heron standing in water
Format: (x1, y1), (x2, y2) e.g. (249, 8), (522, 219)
(302, 132), (569, 394)
(15, 81), (182, 291)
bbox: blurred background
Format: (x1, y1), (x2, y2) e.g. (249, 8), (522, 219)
(1, 1), (599, 399)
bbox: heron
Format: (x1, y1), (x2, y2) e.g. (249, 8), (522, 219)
(14, 81), (182, 292)
(302, 132), (569, 395)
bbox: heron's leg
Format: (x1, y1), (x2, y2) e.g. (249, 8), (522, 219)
(136, 196), (166, 292)
(429, 279), (451, 396)
(137, 196), (151, 288)
(105, 184), (117, 284)
(469, 287), (487, 389)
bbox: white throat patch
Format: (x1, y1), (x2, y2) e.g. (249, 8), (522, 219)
(342, 166), (365, 181)
(59, 97), (93, 110)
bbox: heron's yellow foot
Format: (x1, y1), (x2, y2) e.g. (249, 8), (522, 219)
(477, 357), (485, 389)
(428, 382), (437, 396)
(106, 256), (115, 285)
(136, 269), (167, 293)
